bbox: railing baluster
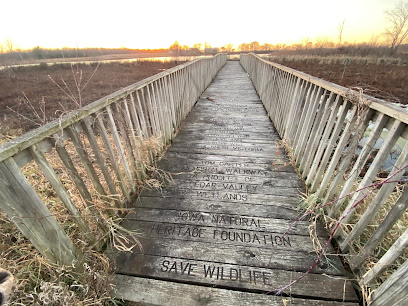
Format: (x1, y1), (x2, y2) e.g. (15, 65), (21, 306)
(82, 117), (120, 207)
(0, 157), (81, 267)
(28, 144), (96, 242)
(95, 113), (130, 202)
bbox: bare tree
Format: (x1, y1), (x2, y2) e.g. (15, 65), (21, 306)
(5, 39), (13, 52)
(337, 19), (346, 46)
(384, 1), (408, 55)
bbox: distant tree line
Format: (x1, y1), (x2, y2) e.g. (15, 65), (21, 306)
(0, 47), (169, 64)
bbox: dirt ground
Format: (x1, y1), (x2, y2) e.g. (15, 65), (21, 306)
(270, 60), (408, 104)
(0, 60), (183, 135)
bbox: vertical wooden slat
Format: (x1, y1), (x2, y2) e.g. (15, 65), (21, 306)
(299, 90), (331, 175)
(330, 113), (388, 212)
(363, 229), (408, 285)
(322, 108), (373, 206)
(95, 114), (130, 202)
(302, 92), (336, 178)
(111, 103), (138, 183)
(28, 144), (96, 242)
(294, 86), (323, 163)
(350, 186), (408, 270)
(106, 105), (134, 189)
(330, 119), (405, 220)
(121, 97), (145, 178)
(371, 259), (408, 306)
(66, 126), (107, 196)
(315, 104), (358, 197)
(0, 157), (81, 267)
(341, 139), (408, 251)
(52, 134), (107, 232)
(81, 117), (120, 207)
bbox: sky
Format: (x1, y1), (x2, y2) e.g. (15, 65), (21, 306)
(0, 0), (397, 50)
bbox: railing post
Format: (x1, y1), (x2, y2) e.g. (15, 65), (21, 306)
(0, 158), (82, 268)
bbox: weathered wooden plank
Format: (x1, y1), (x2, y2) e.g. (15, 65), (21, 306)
(135, 197), (300, 220)
(370, 259), (408, 306)
(157, 157), (295, 176)
(113, 275), (359, 305)
(162, 151), (292, 168)
(310, 101), (352, 192)
(305, 95), (343, 186)
(0, 158), (81, 267)
(106, 105), (134, 189)
(114, 254), (357, 301)
(140, 184), (302, 200)
(127, 207), (327, 237)
(122, 220), (328, 254)
(114, 236), (344, 275)
(363, 229), (408, 284)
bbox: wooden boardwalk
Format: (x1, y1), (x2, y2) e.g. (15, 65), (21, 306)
(112, 62), (359, 305)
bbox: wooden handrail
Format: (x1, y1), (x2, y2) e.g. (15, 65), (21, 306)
(0, 54), (227, 266)
(240, 53), (407, 306)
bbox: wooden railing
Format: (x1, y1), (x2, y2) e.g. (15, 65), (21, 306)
(241, 53), (408, 305)
(0, 54), (227, 268)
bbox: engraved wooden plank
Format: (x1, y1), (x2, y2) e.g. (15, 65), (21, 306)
(162, 151), (293, 169)
(123, 220), (326, 254)
(154, 177), (303, 195)
(114, 254), (357, 302)
(140, 184), (301, 199)
(168, 143), (282, 158)
(114, 236), (344, 275)
(113, 275), (359, 306)
(127, 207), (327, 237)
(167, 170), (300, 185)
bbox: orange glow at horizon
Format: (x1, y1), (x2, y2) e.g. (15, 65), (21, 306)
(0, 0), (394, 51)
